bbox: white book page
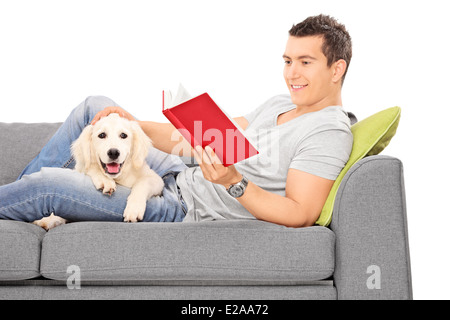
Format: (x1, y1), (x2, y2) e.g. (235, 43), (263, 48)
(163, 90), (173, 110)
(172, 83), (192, 106)
(163, 83), (192, 110)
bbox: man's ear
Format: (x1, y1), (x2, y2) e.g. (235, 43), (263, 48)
(332, 59), (347, 84)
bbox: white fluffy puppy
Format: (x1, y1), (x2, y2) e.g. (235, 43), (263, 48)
(33, 114), (164, 229)
(72, 114), (164, 222)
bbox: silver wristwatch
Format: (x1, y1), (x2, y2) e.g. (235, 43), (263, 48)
(227, 175), (248, 198)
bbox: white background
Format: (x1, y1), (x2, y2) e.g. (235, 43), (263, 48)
(0, 0), (448, 299)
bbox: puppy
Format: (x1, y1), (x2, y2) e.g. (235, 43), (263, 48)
(33, 114), (164, 230)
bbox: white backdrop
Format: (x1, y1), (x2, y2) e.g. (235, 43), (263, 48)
(1, 0), (448, 299)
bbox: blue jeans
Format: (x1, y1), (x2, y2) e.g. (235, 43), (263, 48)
(0, 96), (188, 223)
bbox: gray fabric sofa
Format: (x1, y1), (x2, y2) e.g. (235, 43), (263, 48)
(0, 122), (413, 300)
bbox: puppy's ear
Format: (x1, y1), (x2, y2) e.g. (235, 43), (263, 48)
(131, 121), (151, 170)
(71, 125), (94, 172)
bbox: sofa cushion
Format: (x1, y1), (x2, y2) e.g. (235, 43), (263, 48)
(40, 220), (335, 282)
(0, 221), (46, 280)
(0, 122), (62, 185)
(316, 107), (401, 227)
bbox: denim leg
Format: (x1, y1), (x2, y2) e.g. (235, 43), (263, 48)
(18, 96), (120, 179)
(0, 168), (185, 223)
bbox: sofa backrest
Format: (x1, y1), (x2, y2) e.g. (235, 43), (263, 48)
(0, 122), (62, 185)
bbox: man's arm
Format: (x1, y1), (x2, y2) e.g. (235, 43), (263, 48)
(138, 121), (189, 156)
(237, 168), (334, 227)
(195, 146), (333, 228)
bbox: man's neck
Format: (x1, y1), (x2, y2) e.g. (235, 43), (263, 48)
(294, 93), (342, 116)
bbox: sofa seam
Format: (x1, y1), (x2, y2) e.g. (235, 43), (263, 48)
(398, 159), (414, 299)
(41, 265), (334, 275)
(42, 265), (334, 272)
(45, 227), (336, 236)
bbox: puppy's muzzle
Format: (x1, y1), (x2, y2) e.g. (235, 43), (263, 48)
(101, 148), (123, 175)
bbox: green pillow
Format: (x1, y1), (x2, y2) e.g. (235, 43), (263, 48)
(315, 106), (401, 227)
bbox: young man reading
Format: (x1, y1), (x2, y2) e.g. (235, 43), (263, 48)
(0, 15), (353, 228)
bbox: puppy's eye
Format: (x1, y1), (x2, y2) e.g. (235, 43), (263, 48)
(120, 133), (128, 139)
(98, 132), (107, 139)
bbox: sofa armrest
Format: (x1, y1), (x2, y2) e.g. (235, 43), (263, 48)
(330, 155), (413, 300)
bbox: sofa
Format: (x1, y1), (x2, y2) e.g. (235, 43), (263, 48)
(0, 120), (413, 300)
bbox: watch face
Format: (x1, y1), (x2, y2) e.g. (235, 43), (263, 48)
(229, 185), (244, 197)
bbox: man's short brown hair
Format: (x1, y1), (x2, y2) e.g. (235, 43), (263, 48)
(289, 15), (352, 83)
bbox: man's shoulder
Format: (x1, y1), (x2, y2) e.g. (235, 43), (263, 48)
(318, 106), (352, 124)
(302, 106), (353, 138)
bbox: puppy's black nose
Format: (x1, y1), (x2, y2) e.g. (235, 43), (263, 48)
(107, 148), (120, 160)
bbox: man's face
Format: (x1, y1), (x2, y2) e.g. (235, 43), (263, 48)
(283, 35), (339, 109)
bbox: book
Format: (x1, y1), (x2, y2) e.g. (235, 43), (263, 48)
(162, 84), (259, 167)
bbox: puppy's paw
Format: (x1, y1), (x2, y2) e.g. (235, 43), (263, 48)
(101, 179), (117, 196)
(33, 213), (67, 231)
(123, 201), (146, 223)
(92, 175), (116, 196)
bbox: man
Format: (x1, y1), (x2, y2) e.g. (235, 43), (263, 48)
(0, 15), (353, 228)
(94, 14), (354, 227)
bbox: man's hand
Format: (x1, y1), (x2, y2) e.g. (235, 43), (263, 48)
(91, 106), (135, 125)
(193, 145), (242, 189)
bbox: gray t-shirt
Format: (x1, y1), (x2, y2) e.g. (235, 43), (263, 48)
(176, 94), (353, 222)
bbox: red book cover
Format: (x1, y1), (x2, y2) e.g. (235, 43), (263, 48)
(162, 86), (259, 167)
